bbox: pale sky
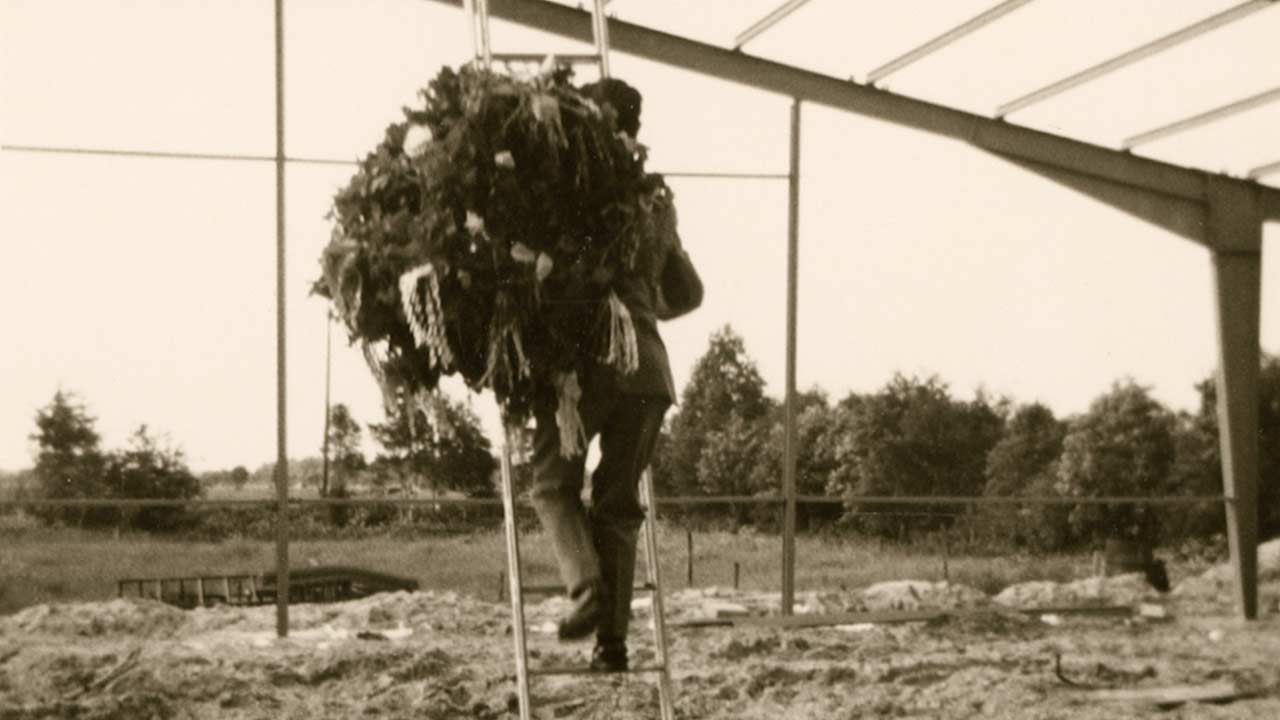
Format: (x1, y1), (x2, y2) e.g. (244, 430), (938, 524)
(2, 0), (1278, 473)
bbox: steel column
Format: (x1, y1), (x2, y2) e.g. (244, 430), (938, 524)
(1212, 251), (1262, 620)
(781, 98), (801, 615)
(1208, 177), (1263, 620)
(272, 0), (290, 639)
(321, 313), (332, 498)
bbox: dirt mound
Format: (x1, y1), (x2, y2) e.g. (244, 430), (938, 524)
(1174, 538), (1280, 599)
(861, 580), (989, 611)
(3, 586), (1280, 719)
(3, 598), (189, 639)
(993, 573), (1157, 608)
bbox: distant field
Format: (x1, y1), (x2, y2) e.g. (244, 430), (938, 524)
(202, 482), (324, 501)
(0, 511), (1114, 615)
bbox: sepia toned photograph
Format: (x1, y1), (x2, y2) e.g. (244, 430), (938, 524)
(2, 1), (1279, 717)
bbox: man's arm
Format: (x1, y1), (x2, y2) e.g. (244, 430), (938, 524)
(654, 204), (703, 321)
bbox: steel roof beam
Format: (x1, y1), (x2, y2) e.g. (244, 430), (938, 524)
(733, 0), (814, 50)
(1123, 86), (1280, 150)
(996, 0), (1275, 118)
(429, 0), (1280, 226)
(866, 0), (1036, 85)
(1247, 159), (1280, 180)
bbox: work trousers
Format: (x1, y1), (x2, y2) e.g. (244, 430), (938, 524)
(530, 378), (669, 643)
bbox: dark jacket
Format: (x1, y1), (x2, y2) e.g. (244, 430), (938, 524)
(596, 202), (701, 402)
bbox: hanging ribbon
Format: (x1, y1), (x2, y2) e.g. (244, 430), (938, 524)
(398, 263), (454, 370)
(597, 290), (638, 375)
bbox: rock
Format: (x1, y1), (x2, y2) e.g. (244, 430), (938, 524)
(862, 581), (987, 611)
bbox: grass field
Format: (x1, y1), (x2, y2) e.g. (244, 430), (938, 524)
(0, 510), (1102, 616)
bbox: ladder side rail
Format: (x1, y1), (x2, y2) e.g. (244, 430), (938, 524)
(476, 0), (493, 67)
(641, 469), (675, 720)
(499, 422), (533, 720)
(591, 0), (611, 78)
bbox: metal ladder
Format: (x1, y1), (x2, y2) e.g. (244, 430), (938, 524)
(462, 0), (613, 77)
(498, 425), (675, 720)
(461, 2), (674, 714)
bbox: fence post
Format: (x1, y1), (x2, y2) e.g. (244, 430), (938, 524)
(686, 528), (694, 587)
(942, 526), (950, 584)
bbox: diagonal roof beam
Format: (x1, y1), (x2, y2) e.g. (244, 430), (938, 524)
(1124, 86), (1280, 150)
(733, 0), (814, 50)
(866, 0), (1036, 85)
(1250, 160), (1280, 180)
(996, 0), (1275, 118)
(424, 0), (1280, 226)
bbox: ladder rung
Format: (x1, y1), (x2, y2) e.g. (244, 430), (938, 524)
(529, 662), (666, 678)
(520, 582), (657, 597)
(491, 53), (602, 65)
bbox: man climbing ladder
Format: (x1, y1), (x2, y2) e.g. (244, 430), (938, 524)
(464, 1), (705, 718)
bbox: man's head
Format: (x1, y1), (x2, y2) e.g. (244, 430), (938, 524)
(581, 78), (642, 138)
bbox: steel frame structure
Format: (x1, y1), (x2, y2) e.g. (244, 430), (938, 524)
(3, 0), (1278, 636)
(437, 0), (1280, 623)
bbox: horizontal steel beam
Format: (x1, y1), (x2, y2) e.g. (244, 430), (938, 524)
(426, 0), (1280, 225)
(996, 0), (1275, 118)
(0, 143), (354, 166)
(734, 0), (814, 49)
(866, 0), (1035, 84)
(2, 143), (786, 181)
(1249, 159), (1280, 179)
(1123, 85), (1280, 150)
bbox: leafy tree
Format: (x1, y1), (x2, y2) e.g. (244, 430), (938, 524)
(984, 403), (1065, 497)
(981, 402), (1068, 549)
(324, 403), (366, 497)
(663, 325), (769, 499)
(1176, 353), (1280, 540)
(1162, 409), (1224, 541)
(322, 403), (365, 525)
(368, 392), (497, 499)
(229, 465), (250, 490)
(1055, 380), (1176, 546)
(29, 390), (108, 526)
(103, 425), (201, 532)
(827, 375), (1005, 537)
(695, 414), (769, 524)
(752, 389), (846, 529)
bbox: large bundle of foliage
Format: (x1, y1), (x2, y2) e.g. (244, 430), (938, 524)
(315, 63), (671, 454)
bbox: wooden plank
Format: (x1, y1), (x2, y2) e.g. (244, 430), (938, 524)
(1090, 681), (1243, 707)
(670, 605), (1134, 630)
(672, 609), (944, 629)
(529, 662), (666, 677)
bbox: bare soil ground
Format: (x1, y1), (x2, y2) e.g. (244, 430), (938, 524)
(2, 543), (1279, 719)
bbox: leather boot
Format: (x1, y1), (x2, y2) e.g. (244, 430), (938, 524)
(557, 578), (603, 641)
(590, 640), (628, 673)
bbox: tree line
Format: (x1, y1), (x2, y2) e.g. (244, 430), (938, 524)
(652, 325), (1280, 551)
(16, 388), (497, 535)
(13, 325), (1280, 550)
